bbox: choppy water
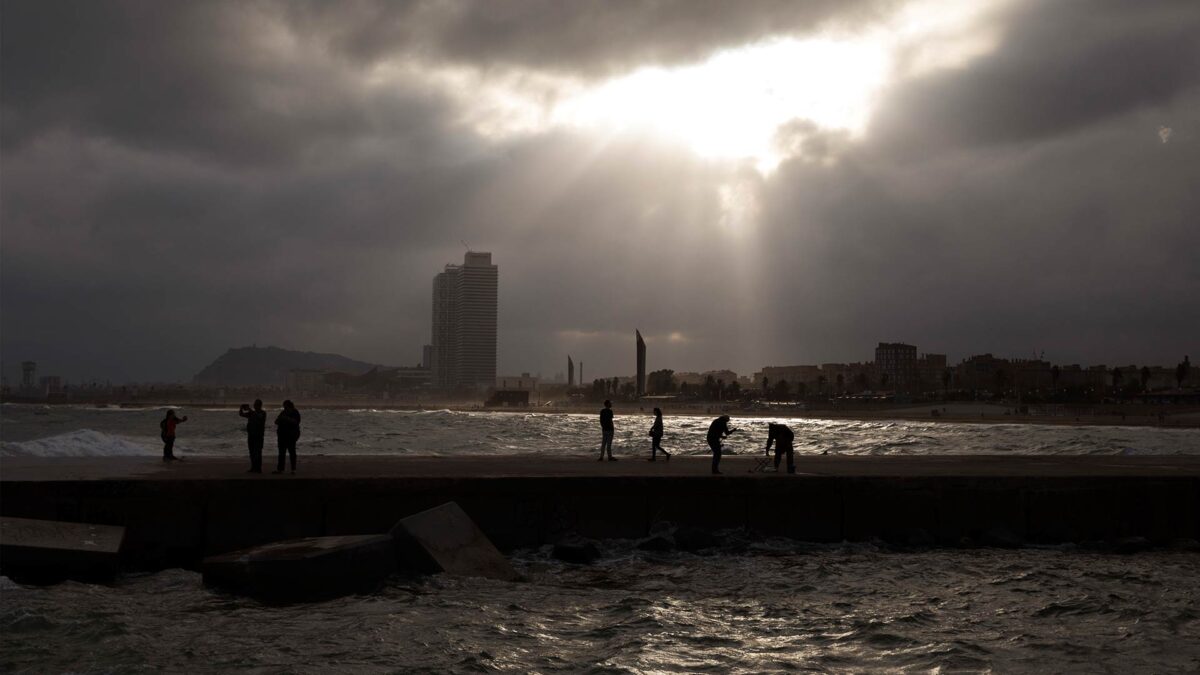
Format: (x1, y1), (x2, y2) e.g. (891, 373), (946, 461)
(2, 543), (1199, 673)
(2, 404), (1198, 458)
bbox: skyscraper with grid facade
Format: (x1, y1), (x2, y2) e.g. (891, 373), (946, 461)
(431, 251), (498, 389)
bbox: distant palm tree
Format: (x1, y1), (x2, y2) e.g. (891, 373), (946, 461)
(836, 373), (844, 394)
(1177, 356), (1191, 389)
(1140, 366), (1151, 392)
(942, 368), (952, 397)
(761, 376), (769, 395)
(1051, 365), (1061, 394)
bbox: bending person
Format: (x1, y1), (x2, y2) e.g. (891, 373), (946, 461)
(273, 400), (302, 474)
(706, 415), (735, 474)
(648, 407), (670, 461)
(765, 423), (796, 474)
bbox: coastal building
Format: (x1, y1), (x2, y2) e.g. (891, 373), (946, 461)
(21, 361), (36, 392)
(495, 373), (539, 391)
(431, 251), (498, 389)
(567, 355), (574, 388)
(286, 369), (328, 394)
(635, 330), (646, 397)
(875, 342), (917, 393)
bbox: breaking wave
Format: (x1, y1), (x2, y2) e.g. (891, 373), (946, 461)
(0, 429), (157, 458)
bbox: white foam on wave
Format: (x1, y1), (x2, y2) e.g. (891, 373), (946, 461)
(0, 429), (157, 457)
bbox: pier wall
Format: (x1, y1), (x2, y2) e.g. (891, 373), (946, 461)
(2, 472), (1196, 569)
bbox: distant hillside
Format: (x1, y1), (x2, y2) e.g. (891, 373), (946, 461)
(193, 346), (380, 386)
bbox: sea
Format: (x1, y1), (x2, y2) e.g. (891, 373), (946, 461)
(2, 404), (1199, 672)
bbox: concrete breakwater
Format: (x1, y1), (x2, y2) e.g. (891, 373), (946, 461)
(1, 455), (1197, 570)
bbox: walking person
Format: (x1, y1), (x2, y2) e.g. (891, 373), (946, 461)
(706, 415), (735, 474)
(598, 399), (617, 461)
(159, 409), (188, 461)
(765, 423), (795, 474)
(273, 400), (301, 474)
(239, 399), (266, 473)
(648, 407), (670, 460)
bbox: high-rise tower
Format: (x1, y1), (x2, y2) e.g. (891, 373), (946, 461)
(567, 355), (575, 388)
(431, 251), (498, 389)
(636, 330), (646, 397)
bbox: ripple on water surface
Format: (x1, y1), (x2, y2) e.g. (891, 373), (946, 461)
(2, 547), (1198, 672)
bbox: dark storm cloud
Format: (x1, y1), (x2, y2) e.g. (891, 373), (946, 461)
(2, 0), (1197, 384)
(874, 0), (1200, 153)
(754, 0), (1200, 367)
(288, 0), (893, 77)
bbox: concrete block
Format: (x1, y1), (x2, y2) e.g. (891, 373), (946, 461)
(201, 534), (396, 601)
(0, 516), (125, 583)
(389, 502), (519, 581)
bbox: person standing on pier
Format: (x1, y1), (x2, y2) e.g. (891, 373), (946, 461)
(706, 415), (735, 474)
(649, 407), (670, 460)
(273, 400), (302, 474)
(159, 409), (188, 461)
(239, 399), (267, 473)
(764, 422), (795, 474)
(598, 399), (617, 461)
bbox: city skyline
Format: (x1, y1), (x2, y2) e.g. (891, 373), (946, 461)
(2, 2), (1198, 385)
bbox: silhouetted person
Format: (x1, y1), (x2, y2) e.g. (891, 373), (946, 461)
(707, 415), (735, 474)
(598, 399), (616, 461)
(159, 409), (188, 461)
(648, 407), (670, 460)
(765, 423), (795, 474)
(239, 399), (266, 473)
(274, 400), (301, 474)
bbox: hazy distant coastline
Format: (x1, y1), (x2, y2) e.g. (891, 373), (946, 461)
(5, 399), (1196, 428)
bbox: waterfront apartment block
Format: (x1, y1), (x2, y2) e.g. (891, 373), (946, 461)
(431, 251), (498, 389)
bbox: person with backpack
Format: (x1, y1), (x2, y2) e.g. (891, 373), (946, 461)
(273, 400), (302, 474)
(159, 409), (188, 461)
(648, 407), (670, 461)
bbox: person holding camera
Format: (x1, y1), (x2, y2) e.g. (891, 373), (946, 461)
(238, 399), (267, 473)
(159, 409), (188, 461)
(706, 415), (736, 474)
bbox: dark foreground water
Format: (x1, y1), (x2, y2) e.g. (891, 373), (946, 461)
(3, 542), (1198, 673)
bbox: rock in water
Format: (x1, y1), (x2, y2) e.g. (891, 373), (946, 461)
(552, 537), (602, 563)
(201, 534), (397, 601)
(674, 526), (718, 552)
(390, 502), (519, 581)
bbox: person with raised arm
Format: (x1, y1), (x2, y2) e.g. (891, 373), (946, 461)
(159, 409), (188, 461)
(239, 399), (267, 473)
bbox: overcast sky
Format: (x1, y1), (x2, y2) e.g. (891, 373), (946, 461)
(2, 0), (1197, 384)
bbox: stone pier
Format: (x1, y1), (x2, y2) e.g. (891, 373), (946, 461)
(1, 455), (1197, 572)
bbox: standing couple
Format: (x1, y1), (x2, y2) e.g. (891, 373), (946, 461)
(238, 399), (302, 474)
(596, 401), (740, 474)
